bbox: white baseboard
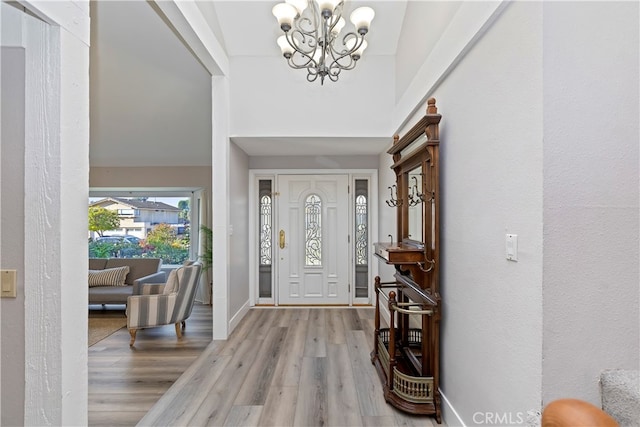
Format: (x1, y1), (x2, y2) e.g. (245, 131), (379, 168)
(228, 300), (250, 335)
(441, 389), (466, 427)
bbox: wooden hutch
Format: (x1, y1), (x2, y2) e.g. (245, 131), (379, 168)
(372, 98), (442, 423)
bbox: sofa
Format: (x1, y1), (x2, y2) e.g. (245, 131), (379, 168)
(601, 369), (640, 426)
(88, 258), (166, 305)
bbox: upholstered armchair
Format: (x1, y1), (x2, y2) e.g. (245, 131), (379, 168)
(126, 263), (202, 346)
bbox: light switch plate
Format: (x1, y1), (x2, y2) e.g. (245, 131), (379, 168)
(506, 234), (518, 261)
(1, 270), (17, 298)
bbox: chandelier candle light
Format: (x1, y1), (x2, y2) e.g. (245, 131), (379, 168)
(272, 0), (375, 85)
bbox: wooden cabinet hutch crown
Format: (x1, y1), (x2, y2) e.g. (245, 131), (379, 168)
(371, 98), (442, 423)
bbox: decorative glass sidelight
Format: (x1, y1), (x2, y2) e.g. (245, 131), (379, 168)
(260, 194), (272, 265)
(304, 194), (322, 266)
(258, 180), (273, 298)
(355, 194), (368, 265)
(354, 179), (369, 297)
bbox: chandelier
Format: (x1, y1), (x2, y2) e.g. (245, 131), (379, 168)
(272, 0), (375, 85)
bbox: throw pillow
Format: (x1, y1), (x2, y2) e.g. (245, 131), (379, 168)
(88, 266), (130, 287)
(162, 268), (180, 295)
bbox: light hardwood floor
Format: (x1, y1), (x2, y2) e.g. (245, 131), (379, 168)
(88, 304), (214, 426)
(89, 306), (440, 427)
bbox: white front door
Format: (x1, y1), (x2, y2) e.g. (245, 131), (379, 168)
(277, 174), (349, 305)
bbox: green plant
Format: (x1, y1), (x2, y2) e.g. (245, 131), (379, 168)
(146, 223), (176, 246)
(200, 225), (213, 271)
(88, 207), (120, 237)
(89, 241), (119, 258)
(147, 244), (189, 265)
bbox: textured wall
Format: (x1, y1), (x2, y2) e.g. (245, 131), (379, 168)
(381, 1), (640, 423)
(3, 1), (91, 424)
(541, 1), (640, 405)
(434, 3), (544, 422)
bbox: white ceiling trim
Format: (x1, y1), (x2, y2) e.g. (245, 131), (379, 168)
(152, 0), (229, 76)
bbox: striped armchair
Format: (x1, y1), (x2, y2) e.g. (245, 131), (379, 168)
(126, 263), (202, 346)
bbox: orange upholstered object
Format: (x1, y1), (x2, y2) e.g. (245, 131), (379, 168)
(542, 399), (619, 427)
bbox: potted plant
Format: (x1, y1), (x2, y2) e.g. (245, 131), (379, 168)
(200, 225), (213, 305)
(200, 225), (213, 271)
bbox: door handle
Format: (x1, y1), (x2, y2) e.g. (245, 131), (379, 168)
(279, 230), (286, 249)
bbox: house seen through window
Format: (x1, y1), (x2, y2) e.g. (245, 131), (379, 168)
(88, 196), (191, 265)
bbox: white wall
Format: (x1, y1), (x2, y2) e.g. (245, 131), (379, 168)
(229, 55), (394, 138)
(382, 1), (640, 423)
(90, 166), (211, 192)
(90, 1), (212, 168)
(212, 75), (231, 339)
(249, 155), (379, 170)
(436, 3), (544, 422)
(229, 142), (250, 325)
(382, 2), (545, 424)
(541, 1), (640, 405)
(1, 43), (26, 427)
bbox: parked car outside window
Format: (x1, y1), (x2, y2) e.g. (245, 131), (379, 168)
(95, 235), (140, 245)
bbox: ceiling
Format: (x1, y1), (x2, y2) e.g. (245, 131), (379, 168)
(90, 1), (456, 165)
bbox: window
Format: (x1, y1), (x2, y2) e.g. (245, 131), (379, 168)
(117, 209), (138, 217)
(260, 194), (272, 265)
(258, 180), (273, 298)
(304, 194), (322, 266)
(88, 194), (193, 265)
(354, 180), (369, 297)
(355, 194), (368, 265)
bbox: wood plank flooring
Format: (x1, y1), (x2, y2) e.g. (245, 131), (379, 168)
(88, 303), (214, 426)
(133, 307), (439, 427)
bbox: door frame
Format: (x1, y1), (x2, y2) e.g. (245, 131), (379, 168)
(249, 169), (379, 307)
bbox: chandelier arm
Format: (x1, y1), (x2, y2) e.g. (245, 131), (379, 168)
(282, 31), (319, 70)
(287, 55), (317, 70)
(306, 67), (319, 82)
(293, 16), (319, 39)
(325, 4), (343, 36)
(329, 48), (357, 66)
(328, 57), (356, 74)
(326, 32), (363, 71)
(335, 31), (365, 57)
(327, 57), (354, 79)
(287, 29), (316, 55)
(325, 63), (342, 80)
